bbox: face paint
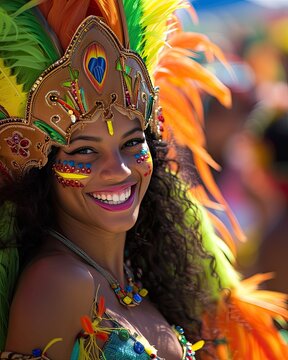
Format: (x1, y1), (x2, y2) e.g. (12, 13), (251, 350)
(134, 148), (153, 177)
(52, 160), (91, 188)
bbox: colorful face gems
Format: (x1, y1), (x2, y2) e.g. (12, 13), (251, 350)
(53, 160), (91, 188)
(134, 148), (153, 177)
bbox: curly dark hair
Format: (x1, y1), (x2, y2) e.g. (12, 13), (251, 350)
(0, 130), (217, 342)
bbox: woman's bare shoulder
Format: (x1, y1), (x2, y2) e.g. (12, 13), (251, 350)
(14, 253), (95, 307)
(5, 254), (95, 359)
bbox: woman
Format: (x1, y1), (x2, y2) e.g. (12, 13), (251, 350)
(0, 1), (287, 359)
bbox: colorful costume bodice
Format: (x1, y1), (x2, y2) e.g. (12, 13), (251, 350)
(0, 309), (203, 360)
(70, 312), (201, 360)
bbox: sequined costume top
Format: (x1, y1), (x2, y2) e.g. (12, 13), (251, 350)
(0, 306), (202, 360)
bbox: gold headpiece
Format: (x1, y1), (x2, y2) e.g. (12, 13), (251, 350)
(0, 16), (162, 180)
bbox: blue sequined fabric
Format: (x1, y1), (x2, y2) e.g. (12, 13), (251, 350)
(100, 330), (153, 360)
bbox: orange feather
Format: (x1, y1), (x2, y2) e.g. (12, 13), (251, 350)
(97, 295), (106, 318)
(81, 315), (94, 335)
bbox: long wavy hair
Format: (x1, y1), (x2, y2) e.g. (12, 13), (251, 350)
(0, 128), (217, 342)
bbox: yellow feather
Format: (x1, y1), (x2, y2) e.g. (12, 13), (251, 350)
(0, 58), (26, 117)
(141, 0), (187, 73)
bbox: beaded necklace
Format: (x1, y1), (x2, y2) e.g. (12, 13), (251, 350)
(49, 229), (148, 307)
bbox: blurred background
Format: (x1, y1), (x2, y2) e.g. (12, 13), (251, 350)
(187, 0), (288, 292)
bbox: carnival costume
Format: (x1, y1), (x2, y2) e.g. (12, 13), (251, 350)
(0, 1), (287, 359)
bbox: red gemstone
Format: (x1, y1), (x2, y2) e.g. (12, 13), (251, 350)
(19, 148), (28, 157)
(20, 139), (29, 148)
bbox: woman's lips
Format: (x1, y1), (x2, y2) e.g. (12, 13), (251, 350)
(89, 184), (137, 211)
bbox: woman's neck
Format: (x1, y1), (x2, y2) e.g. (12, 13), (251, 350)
(54, 213), (126, 283)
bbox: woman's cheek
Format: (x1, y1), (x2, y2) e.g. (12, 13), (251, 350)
(133, 147), (153, 177)
(52, 160), (92, 188)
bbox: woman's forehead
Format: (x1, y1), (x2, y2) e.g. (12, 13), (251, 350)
(70, 113), (143, 141)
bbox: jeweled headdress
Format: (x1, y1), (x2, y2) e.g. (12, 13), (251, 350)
(0, 14), (162, 179)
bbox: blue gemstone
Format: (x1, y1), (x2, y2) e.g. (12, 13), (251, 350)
(140, 149), (147, 155)
(32, 349), (42, 357)
(88, 57), (106, 84)
(135, 154), (140, 159)
(133, 293), (142, 303)
(86, 163), (91, 168)
(63, 160), (68, 165)
(125, 285), (133, 292)
(78, 163), (83, 168)
(69, 160), (75, 166)
(134, 341), (144, 354)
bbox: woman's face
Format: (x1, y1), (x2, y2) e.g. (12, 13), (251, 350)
(52, 110), (153, 233)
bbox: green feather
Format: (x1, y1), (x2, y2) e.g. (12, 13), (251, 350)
(0, 202), (19, 350)
(122, 0), (145, 54)
(0, 0), (61, 93)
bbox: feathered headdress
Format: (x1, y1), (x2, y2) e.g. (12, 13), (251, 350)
(0, 0), (287, 358)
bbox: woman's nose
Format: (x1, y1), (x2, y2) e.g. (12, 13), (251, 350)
(99, 151), (131, 182)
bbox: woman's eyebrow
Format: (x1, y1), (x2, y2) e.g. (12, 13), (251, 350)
(70, 127), (143, 143)
(121, 126), (143, 138)
(70, 135), (102, 143)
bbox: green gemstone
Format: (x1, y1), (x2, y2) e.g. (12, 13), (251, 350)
(145, 95), (154, 120)
(33, 120), (66, 145)
(62, 81), (72, 87)
(118, 329), (129, 342)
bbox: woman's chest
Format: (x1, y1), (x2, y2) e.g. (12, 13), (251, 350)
(102, 302), (184, 360)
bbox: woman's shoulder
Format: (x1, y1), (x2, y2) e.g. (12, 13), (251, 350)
(19, 253), (95, 296)
(13, 253), (96, 319)
(5, 254), (95, 357)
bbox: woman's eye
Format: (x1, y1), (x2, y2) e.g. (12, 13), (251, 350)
(124, 138), (145, 147)
(66, 147), (95, 155)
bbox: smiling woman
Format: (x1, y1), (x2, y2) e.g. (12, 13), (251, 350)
(0, 1), (287, 360)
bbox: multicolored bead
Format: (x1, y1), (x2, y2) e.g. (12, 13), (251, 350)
(173, 326), (204, 360)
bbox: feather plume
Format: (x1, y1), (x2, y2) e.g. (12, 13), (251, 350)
(0, 58), (26, 117)
(123, 1), (195, 72)
(39, 0), (127, 49)
(122, 0), (144, 53)
(0, 0), (60, 117)
(152, 15), (247, 244)
(201, 274), (288, 359)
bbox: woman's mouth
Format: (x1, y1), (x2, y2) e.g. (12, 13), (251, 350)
(88, 185), (136, 211)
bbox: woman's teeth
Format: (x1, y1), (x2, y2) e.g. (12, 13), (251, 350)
(91, 187), (132, 205)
